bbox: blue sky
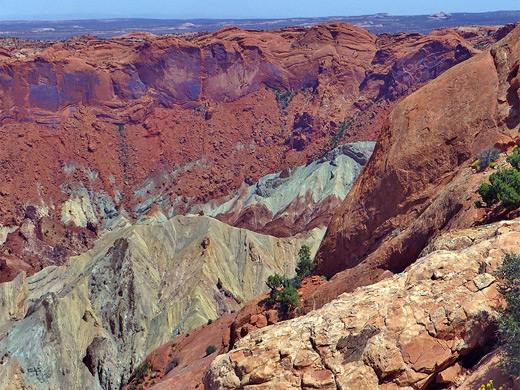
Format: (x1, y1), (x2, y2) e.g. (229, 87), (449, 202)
(1, 0), (519, 21)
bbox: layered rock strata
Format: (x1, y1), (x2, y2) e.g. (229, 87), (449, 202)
(0, 23), (478, 229)
(201, 141), (375, 237)
(0, 215), (319, 390)
(0, 22), (485, 282)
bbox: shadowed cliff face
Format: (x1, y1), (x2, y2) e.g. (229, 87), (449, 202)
(309, 23), (520, 308)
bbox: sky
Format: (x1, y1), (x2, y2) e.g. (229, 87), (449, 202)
(0, 0), (519, 21)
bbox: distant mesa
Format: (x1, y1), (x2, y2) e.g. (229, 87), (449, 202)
(31, 27), (55, 32)
(427, 12), (452, 21)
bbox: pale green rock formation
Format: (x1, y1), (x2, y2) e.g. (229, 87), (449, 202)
(0, 215), (321, 390)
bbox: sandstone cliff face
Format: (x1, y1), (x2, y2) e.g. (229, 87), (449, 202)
(310, 24), (520, 306)
(205, 217), (520, 390)
(0, 23), (477, 229)
(0, 215), (319, 390)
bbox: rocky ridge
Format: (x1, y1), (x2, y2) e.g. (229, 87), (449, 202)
(205, 217), (520, 390)
(309, 22), (520, 308)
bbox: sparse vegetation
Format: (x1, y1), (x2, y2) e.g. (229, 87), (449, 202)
(266, 274), (300, 307)
(131, 361), (152, 383)
(266, 86), (296, 111)
(495, 253), (520, 376)
(295, 245), (314, 281)
(507, 147), (520, 170)
(329, 119), (353, 148)
(194, 105), (207, 117)
(476, 147), (520, 209)
(205, 345), (217, 356)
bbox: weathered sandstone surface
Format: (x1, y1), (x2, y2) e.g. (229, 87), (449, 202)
(205, 217), (520, 390)
(0, 215), (319, 390)
(124, 275), (326, 390)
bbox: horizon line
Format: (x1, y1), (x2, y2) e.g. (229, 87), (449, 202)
(1, 9), (519, 23)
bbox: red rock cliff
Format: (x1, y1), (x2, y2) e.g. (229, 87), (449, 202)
(310, 23), (520, 309)
(0, 23), (483, 281)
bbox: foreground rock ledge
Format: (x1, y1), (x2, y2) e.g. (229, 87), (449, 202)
(204, 218), (520, 390)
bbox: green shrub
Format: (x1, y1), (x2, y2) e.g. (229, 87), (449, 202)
(205, 345), (217, 356)
(266, 86), (296, 111)
(507, 147), (520, 170)
(194, 105), (207, 116)
(295, 245), (314, 280)
(477, 148), (520, 209)
(278, 285), (300, 309)
(207, 318), (213, 325)
(265, 245), (315, 317)
(496, 253), (520, 376)
(132, 361), (152, 382)
(486, 168), (520, 207)
(329, 119), (353, 148)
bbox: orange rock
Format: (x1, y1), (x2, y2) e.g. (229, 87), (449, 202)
(436, 362), (462, 384)
(301, 368), (336, 388)
(0, 23), (482, 285)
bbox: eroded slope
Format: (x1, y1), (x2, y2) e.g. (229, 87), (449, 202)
(0, 215), (320, 390)
(309, 23), (520, 308)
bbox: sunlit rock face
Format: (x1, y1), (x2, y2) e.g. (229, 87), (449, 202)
(205, 217), (518, 390)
